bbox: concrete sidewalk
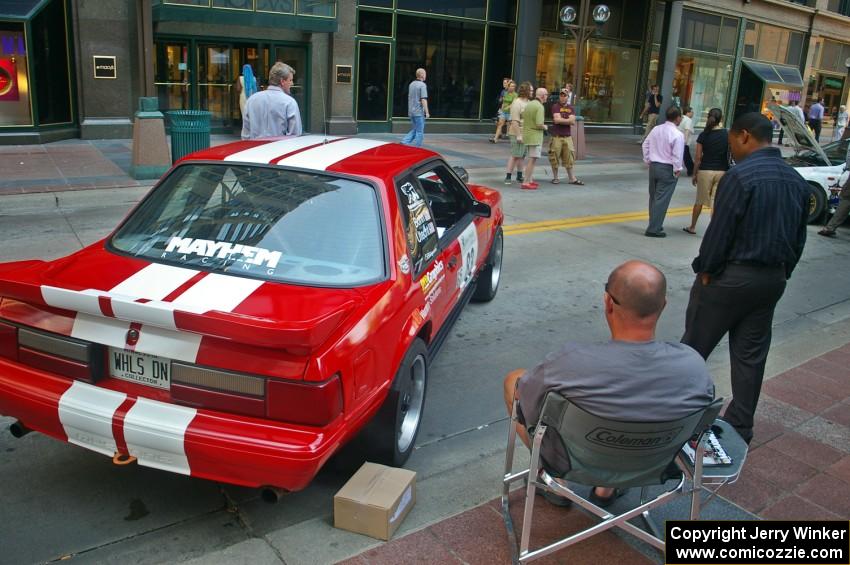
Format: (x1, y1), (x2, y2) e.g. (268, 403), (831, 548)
(0, 132), (644, 196)
(339, 342), (850, 564)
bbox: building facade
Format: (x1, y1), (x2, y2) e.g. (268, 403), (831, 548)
(1, 0), (849, 143)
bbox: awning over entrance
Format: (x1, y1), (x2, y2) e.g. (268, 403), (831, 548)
(0, 0), (49, 19)
(741, 60), (804, 87)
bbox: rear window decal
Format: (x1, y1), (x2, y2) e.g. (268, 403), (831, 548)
(164, 237), (282, 270)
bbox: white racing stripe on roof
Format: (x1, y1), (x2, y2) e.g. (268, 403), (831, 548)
(275, 138), (389, 170)
(223, 135), (339, 164)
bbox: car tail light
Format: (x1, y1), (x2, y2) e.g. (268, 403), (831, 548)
(171, 362), (266, 418)
(266, 373), (343, 427)
(0, 322), (101, 382)
(0, 321), (18, 360)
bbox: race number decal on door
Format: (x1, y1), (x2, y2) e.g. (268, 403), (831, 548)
(457, 223), (479, 291)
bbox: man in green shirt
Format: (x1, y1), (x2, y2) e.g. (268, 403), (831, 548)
(521, 87), (549, 190)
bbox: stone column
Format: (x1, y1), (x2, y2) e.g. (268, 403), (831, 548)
(656, 0), (683, 125)
(72, 0), (137, 139)
(325, 0), (357, 135)
(514, 0), (542, 86)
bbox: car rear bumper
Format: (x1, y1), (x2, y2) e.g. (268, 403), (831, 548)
(0, 358), (345, 491)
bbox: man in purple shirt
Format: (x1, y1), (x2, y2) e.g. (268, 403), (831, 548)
(641, 106), (684, 237)
(808, 98), (825, 143)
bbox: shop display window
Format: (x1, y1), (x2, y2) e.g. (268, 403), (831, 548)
(675, 51), (733, 127)
(393, 15), (485, 118)
(0, 21), (31, 126)
(536, 35), (639, 124)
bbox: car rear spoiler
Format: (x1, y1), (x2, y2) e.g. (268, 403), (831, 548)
(0, 263), (354, 352)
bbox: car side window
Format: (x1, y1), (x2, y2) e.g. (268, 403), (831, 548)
(415, 164), (473, 233)
(396, 175), (439, 275)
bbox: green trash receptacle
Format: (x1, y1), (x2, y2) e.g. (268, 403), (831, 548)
(167, 110), (212, 163)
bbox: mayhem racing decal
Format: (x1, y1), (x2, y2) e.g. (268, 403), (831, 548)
(162, 237), (282, 275)
(456, 223), (479, 291)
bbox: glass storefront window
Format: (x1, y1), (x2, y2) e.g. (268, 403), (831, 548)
(0, 21), (32, 126)
(482, 25), (515, 120)
(393, 15), (484, 118)
(164, 0), (211, 5)
(488, 0), (517, 24)
(297, 0), (335, 16)
(680, 10), (739, 55)
(358, 10), (393, 36)
(257, 0), (294, 13)
(396, 0), (486, 20)
(581, 41), (640, 123)
(358, 0), (392, 6)
(536, 35), (639, 123)
(819, 40), (850, 73)
(211, 0), (253, 9)
(743, 22), (803, 67)
(357, 42), (391, 120)
(32, 0), (72, 125)
(676, 51), (733, 127)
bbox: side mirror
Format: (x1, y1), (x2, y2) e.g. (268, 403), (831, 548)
(452, 166), (470, 183)
(471, 200), (491, 218)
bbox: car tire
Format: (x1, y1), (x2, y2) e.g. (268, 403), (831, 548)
(366, 338), (428, 467)
(808, 182), (827, 224)
(472, 226), (503, 303)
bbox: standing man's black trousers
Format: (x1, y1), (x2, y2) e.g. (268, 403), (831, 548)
(682, 264), (787, 443)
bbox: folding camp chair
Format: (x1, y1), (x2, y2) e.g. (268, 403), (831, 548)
(501, 391), (747, 563)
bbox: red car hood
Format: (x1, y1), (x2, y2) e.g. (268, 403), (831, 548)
(0, 244), (361, 353)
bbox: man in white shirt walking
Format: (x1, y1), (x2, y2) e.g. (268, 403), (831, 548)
(679, 105), (695, 176)
(241, 62), (302, 139)
(642, 106), (684, 238)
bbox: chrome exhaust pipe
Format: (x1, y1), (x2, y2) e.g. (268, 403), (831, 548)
(260, 486), (289, 504)
(9, 420), (31, 438)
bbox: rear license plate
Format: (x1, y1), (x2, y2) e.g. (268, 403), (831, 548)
(109, 348), (171, 390)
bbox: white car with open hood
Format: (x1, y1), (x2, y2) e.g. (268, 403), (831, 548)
(769, 103), (848, 223)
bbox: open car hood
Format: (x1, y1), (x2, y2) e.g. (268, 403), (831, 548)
(768, 103), (831, 166)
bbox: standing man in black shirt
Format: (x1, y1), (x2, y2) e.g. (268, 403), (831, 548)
(639, 85), (663, 143)
(682, 113), (809, 444)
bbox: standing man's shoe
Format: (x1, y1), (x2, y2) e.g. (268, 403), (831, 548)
(644, 231), (667, 238)
(818, 228), (836, 237)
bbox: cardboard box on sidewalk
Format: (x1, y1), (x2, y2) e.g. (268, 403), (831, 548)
(333, 462), (416, 540)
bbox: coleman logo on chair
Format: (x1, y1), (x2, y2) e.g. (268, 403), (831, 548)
(586, 427), (683, 450)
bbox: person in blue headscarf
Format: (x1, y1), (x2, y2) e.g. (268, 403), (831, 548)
(237, 64), (257, 117)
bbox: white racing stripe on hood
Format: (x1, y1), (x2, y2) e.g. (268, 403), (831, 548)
(224, 135), (339, 164)
(274, 138), (389, 170)
(124, 397), (197, 475)
(58, 380), (127, 457)
(109, 264), (201, 301)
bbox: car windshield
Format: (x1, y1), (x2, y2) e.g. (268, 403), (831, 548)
(110, 164), (385, 286)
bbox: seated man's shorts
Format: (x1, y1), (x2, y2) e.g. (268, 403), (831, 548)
(548, 135), (575, 169)
(526, 144), (542, 159)
(510, 135), (528, 158)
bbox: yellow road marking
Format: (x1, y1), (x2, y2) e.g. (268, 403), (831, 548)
(504, 206), (693, 236)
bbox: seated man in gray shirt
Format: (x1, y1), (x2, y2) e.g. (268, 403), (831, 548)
(502, 260), (714, 506)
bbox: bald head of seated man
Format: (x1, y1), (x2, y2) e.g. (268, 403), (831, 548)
(503, 260), (714, 504)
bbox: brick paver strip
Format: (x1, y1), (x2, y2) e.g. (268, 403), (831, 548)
(825, 456), (850, 484)
(760, 494), (843, 521)
(764, 432), (846, 469)
(795, 473), (850, 516)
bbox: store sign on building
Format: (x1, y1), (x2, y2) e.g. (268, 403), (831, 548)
(336, 65), (352, 84)
(93, 55), (117, 79)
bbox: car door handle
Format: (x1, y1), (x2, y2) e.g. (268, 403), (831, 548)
(448, 256), (458, 270)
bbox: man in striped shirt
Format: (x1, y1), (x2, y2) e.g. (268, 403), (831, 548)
(682, 113), (809, 444)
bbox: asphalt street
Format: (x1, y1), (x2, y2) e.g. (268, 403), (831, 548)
(2, 148), (850, 564)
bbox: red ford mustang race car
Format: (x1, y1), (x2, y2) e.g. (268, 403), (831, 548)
(0, 135), (503, 494)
